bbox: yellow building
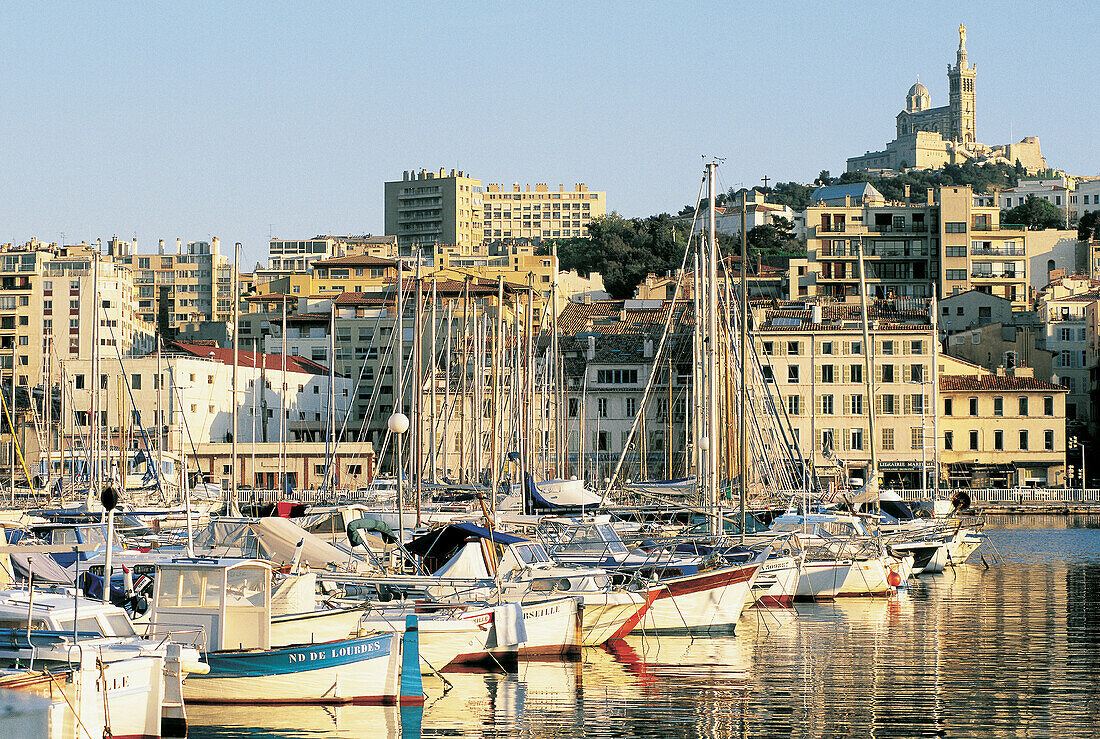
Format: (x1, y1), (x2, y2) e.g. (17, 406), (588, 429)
(752, 300), (1066, 489)
(939, 365), (1067, 488)
(384, 169), (483, 252)
(482, 182), (605, 242)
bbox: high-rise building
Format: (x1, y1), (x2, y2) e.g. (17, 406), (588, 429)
(384, 169), (483, 253)
(482, 183), (606, 243)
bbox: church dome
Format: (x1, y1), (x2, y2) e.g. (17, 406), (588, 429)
(906, 80), (930, 112)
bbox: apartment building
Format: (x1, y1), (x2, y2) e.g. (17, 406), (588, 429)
(753, 299), (1067, 489)
(789, 184), (1031, 310)
(482, 183), (606, 242)
(0, 241), (155, 392)
(1036, 289), (1099, 423)
(997, 177), (1074, 224)
(384, 169), (483, 252)
(266, 234), (398, 272)
(939, 367), (1067, 487)
(104, 236), (235, 335)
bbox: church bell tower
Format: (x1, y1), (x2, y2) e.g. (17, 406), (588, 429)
(947, 24), (976, 143)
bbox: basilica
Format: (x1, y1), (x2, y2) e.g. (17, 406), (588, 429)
(847, 26), (1046, 174)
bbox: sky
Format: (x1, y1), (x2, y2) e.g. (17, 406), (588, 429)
(1, 2), (1095, 266)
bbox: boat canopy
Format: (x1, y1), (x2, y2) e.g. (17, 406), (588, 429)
(405, 522), (525, 561)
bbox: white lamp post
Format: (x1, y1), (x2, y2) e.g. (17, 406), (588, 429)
(388, 412), (409, 548)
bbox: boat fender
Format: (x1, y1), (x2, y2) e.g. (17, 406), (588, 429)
(887, 570), (902, 587)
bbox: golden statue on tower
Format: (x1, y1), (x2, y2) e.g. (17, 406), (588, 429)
(959, 24), (966, 48)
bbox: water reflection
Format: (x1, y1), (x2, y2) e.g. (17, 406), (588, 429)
(189, 518), (1100, 739)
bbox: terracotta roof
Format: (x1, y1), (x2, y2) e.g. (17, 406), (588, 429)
(558, 300), (694, 336)
(939, 374), (1066, 392)
(311, 255), (398, 268)
(167, 341), (330, 375)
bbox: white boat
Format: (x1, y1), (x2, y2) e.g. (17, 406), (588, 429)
(150, 558), (423, 705)
(0, 586), (205, 738)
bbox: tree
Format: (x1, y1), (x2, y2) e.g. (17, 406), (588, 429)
(1078, 210), (1100, 241)
(1002, 196), (1064, 230)
(767, 181), (815, 211)
(816, 170), (832, 186)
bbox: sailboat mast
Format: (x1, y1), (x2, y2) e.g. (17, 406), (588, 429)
(931, 291), (941, 501)
(430, 279), (438, 483)
(856, 238), (879, 502)
(326, 290), (336, 491)
(231, 242), (240, 513)
(705, 162), (720, 535)
(414, 263), (423, 525)
(280, 296), (287, 492)
(739, 186), (749, 541)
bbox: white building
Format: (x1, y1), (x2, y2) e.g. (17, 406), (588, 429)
(57, 342), (351, 454)
(998, 178), (1074, 224)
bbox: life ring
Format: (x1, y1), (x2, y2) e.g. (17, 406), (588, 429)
(951, 490), (972, 512)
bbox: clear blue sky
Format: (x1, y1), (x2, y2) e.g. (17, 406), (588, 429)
(1, 2), (1095, 265)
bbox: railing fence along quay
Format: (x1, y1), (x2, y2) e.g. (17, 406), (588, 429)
(229, 486), (1100, 509)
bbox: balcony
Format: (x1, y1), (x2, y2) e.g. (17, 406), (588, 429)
(869, 224), (929, 233)
(970, 223), (1027, 233)
(970, 271), (1019, 279)
(971, 245), (1025, 256)
(1049, 311), (1084, 322)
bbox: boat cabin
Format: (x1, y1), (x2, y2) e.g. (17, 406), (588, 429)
(0, 587), (138, 637)
(151, 559), (271, 653)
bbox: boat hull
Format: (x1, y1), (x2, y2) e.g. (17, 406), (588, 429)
(750, 556), (800, 608)
(628, 562), (760, 634)
(185, 633), (401, 704)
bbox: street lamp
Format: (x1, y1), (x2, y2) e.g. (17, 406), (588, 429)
(388, 412), (409, 549)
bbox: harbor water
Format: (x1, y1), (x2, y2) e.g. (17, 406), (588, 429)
(189, 514), (1100, 738)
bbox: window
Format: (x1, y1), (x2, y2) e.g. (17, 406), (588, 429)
(787, 341), (800, 356)
(880, 394), (895, 414)
(946, 269), (967, 281)
(945, 222), (967, 233)
(788, 365), (799, 383)
(1044, 430), (1054, 450)
(881, 364), (894, 383)
(944, 398), (953, 416)
(850, 364), (863, 383)
(595, 369), (639, 384)
(1019, 430), (1028, 450)
(762, 366), (774, 382)
(625, 397), (637, 417)
(787, 395), (801, 415)
(568, 398), (579, 418)
(820, 365), (834, 383)
(131, 374), (141, 390)
(597, 397), (608, 418)
(850, 394), (863, 415)
(944, 431), (953, 450)
(970, 430), (979, 450)
(945, 245), (966, 257)
(994, 430), (1003, 451)
(597, 431), (609, 451)
(911, 427), (923, 449)
(993, 397), (1003, 416)
(910, 364), (923, 382)
(762, 341), (774, 355)
(969, 397), (978, 416)
(821, 341), (833, 355)
(882, 341), (894, 356)
(1018, 396), (1028, 416)
(850, 341), (862, 355)
(821, 429), (834, 453)
(820, 395), (834, 414)
(882, 428), (894, 450)
(850, 429), (864, 450)
(979, 306), (992, 319)
(1044, 396), (1053, 416)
